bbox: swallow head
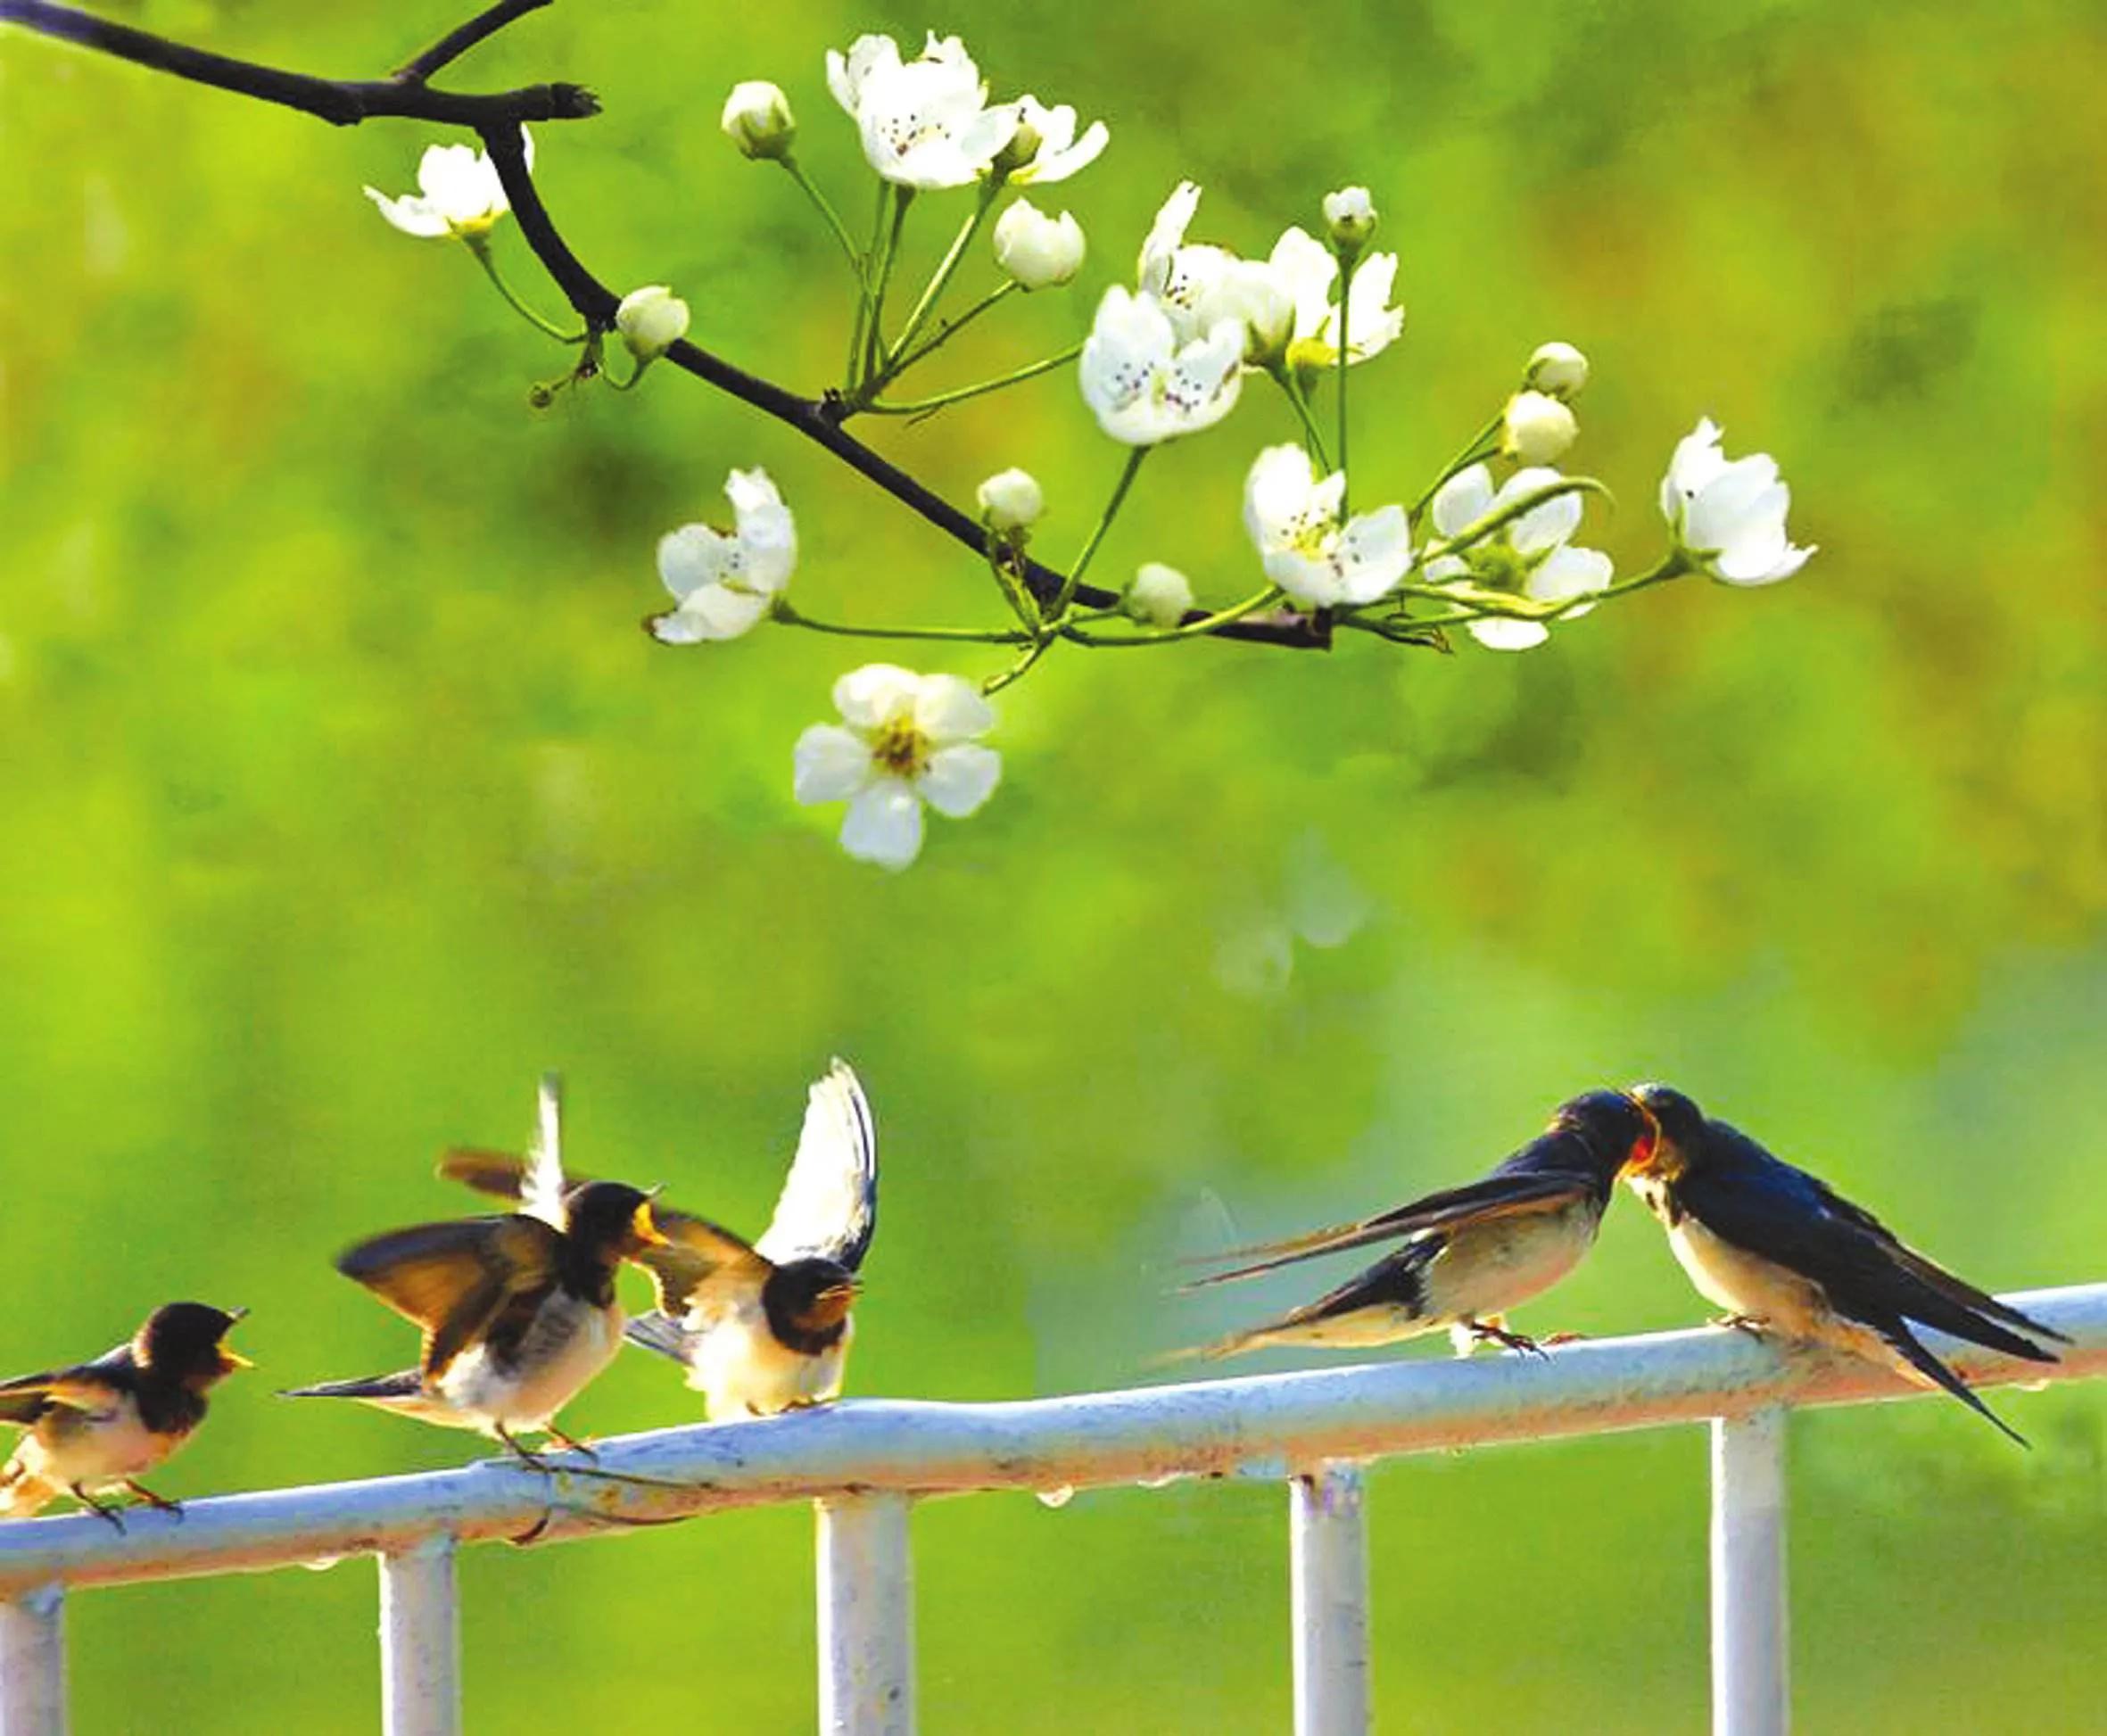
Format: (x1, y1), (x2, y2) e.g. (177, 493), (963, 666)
(770, 1257), (863, 1337)
(565, 1180), (673, 1261)
(1622, 1083), (1705, 1180)
(1550, 1088), (1665, 1180)
(134, 1302), (252, 1387)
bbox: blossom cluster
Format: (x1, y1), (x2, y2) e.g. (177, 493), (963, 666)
(362, 29), (1815, 872)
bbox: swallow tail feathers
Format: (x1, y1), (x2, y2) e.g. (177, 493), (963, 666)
(622, 1310), (693, 1366)
(279, 1369), (425, 1403)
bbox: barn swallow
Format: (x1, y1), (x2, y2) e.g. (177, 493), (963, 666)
(1623, 1084), (2069, 1443)
(442, 1059), (877, 1421)
(281, 1122), (670, 1462)
(1178, 1089), (1661, 1360)
(0, 1302), (250, 1528)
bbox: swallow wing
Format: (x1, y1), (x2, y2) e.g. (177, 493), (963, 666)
(1183, 1170), (1593, 1289)
(754, 1059), (878, 1271)
(436, 1145), (571, 1230)
(335, 1216), (565, 1380)
(0, 1365), (129, 1425)
(635, 1207), (771, 1321)
(1683, 1125), (2061, 1363)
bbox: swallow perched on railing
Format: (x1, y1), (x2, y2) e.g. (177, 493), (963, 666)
(1177, 1089), (1662, 1360)
(442, 1059), (878, 1422)
(1623, 1083), (2069, 1443)
(0, 1302), (250, 1527)
(281, 1122), (670, 1463)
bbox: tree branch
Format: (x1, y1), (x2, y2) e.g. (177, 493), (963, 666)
(2, 0), (1331, 651)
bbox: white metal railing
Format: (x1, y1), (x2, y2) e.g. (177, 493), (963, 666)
(0, 1286), (2099, 1735)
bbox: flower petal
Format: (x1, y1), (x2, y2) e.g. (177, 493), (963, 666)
(832, 663), (922, 729)
(1430, 464), (1496, 539)
(650, 583), (771, 642)
(1334, 505), (1411, 604)
(840, 781), (925, 869)
(794, 724), (875, 803)
(913, 674), (995, 743)
(917, 743), (1002, 817)
(657, 524), (735, 599)
(1467, 616), (1552, 651)
(363, 188), (450, 238)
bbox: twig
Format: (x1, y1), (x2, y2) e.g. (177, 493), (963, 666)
(2, 0), (1333, 651)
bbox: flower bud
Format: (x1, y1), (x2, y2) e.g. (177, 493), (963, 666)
(722, 80), (796, 161)
(976, 467), (1045, 530)
(1322, 186), (1377, 252)
(993, 199), (1086, 289)
(1525, 340), (1589, 399)
(1501, 390), (1578, 464)
(987, 116), (1045, 178)
(616, 285), (690, 362)
(1126, 561), (1194, 627)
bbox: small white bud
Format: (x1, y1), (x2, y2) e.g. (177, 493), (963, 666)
(976, 467), (1045, 530)
(1126, 561), (1194, 627)
(1322, 186), (1377, 251)
(616, 285), (690, 362)
(993, 199), (1086, 290)
(1501, 390), (1578, 464)
(987, 117), (1045, 178)
(722, 80), (796, 161)
(1525, 340), (1589, 399)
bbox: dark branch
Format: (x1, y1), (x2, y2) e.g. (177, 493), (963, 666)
(3, 0), (1330, 651)
(0, 0), (594, 127)
(394, 0), (550, 85)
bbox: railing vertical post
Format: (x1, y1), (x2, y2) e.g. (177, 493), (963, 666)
(1711, 1406), (1789, 1736)
(1289, 1465), (1370, 1736)
(0, 1583), (65, 1736)
(379, 1535), (460, 1736)
(815, 1492), (914, 1736)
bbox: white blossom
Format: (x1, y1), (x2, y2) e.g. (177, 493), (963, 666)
(993, 199), (1086, 288)
(1424, 462), (1613, 650)
(1659, 417), (1815, 585)
(649, 468), (797, 643)
(1526, 341), (1589, 399)
(977, 467), (1044, 529)
(616, 285), (690, 362)
(1127, 562), (1194, 626)
(996, 95), (1108, 184)
(1322, 186), (1377, 249)
(364, 130), (533, 240)
(1267, 226), (1404, 370)
(1079, 286), (1244, 446)
(1136, 182), (1258, 344)
(793, 665), (1002, 870)
(1502, 390), (1578, 464)
(1242, 444), (1410, 608)
(824, 33), (1020, 188)
(723, 81), (797, 160)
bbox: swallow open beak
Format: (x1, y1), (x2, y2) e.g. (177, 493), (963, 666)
(1619, 1092), (1663, 1173)
(632, 1191), (674, 1248)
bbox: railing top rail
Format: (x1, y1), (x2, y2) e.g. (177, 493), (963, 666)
(0, 1283), (2098, 1597)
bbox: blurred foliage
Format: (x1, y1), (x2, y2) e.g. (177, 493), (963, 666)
(3, 0), (2104, 1730)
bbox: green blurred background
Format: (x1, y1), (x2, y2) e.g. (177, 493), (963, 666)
(4, 0), (2104, 1728)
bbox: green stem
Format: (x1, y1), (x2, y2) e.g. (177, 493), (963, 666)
(1423, 475), (1612, 560)
(984, 448), (1150, 695)
(779, 154), (863, 280)
(888, 280), (1019, 375)
(846, 179), (888, 389)
(1410, 409), (1505, 518)
(1065, 585), (1287, 645)
(465, 235), (583, 342)
(878, 182), (998, 384)
(1589, 550), (1691, 600)
(863, 342), (1082, 417)
(1056, 447), (1148, 615)
(1335, 252), (1357, 513)
(773, 602), (1029, 645)
(863, 185), (913, 386)
(1273, 368), (1334, 470)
